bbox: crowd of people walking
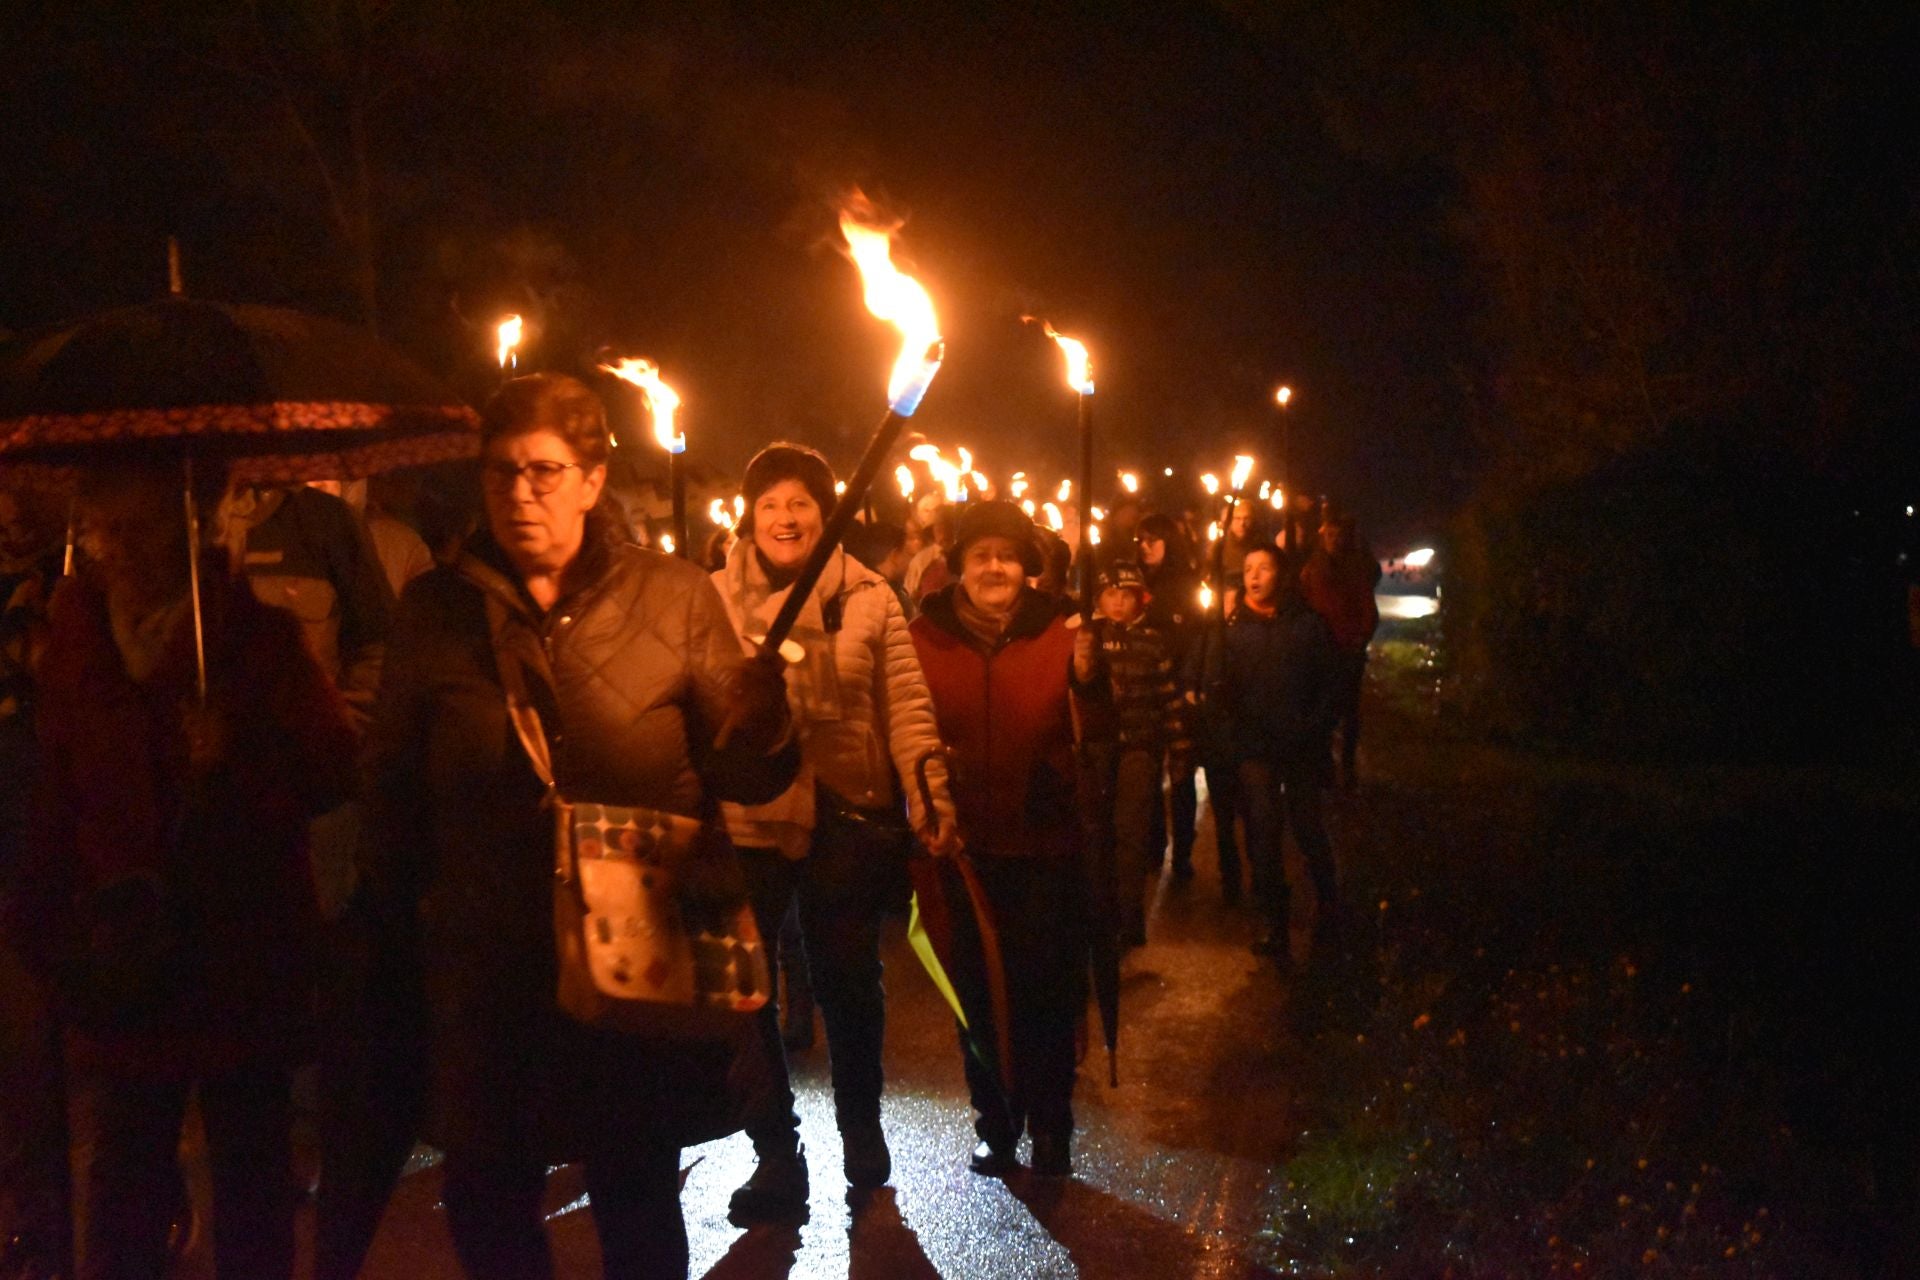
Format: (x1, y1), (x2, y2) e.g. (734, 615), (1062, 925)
(0, 372), (1384, 1279)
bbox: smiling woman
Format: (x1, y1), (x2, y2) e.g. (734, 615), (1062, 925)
(709, 442), (957, 1219)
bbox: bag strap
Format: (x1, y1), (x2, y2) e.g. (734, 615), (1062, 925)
(481, 595), (576, 886)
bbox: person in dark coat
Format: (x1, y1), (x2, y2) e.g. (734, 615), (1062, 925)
(354, 374), (796, 1280)
(1210, 545), (1341, 960)
(909, 500), (1096, 1179)
(1136, 512), (1205, 881)
(6, 461), (358, 1280)
(0, 490), (68, 1280)
(1300, 512), (1381, 789)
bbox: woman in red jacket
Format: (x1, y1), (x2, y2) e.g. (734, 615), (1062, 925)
(909, 501), (1097, 1178)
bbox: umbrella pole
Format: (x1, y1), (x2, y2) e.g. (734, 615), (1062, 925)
(182, 455), (208, 705)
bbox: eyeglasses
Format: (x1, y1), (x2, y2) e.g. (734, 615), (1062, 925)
(481, 459), (582, 495)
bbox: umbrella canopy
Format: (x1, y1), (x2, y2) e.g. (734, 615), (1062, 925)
(0, 298), (478, 481)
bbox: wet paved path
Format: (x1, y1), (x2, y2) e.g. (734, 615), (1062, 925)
(190, 805), (1307, 1277)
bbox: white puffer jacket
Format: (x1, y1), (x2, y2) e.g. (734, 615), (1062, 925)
(713, 540), (955, 858)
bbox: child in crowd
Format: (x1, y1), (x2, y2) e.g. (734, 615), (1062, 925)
(1086, 562), (1192, 946)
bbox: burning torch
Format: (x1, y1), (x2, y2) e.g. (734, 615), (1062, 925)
(599, 356), (688, 558)
(495, 314), (523, 387)
(1028, 318), (1095, 620)
(756, 196), (942, 659)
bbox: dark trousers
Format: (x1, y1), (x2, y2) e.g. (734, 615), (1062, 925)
(70, 1059), (294, 1280)
(442, 1139), (684, 1280)
(1236, 758), (1337, 937)
(947, 855), (1082, 1147)
(1147, 765), (1199, 874)
(738, 837), (888, 1152)
(0, 946), (69, 1275)
(1199, 754), (1243, 890)
(1332, 649), (1368, 778)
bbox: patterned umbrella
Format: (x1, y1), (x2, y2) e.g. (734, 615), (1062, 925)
(0, 298), (480, 697)
(0, 298), (478, 480)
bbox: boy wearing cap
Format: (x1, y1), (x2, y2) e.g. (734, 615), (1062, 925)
(1087, 562), (1192, 947)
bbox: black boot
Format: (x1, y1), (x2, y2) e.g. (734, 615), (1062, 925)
(840, 1118), (892, 1189)
(1030, 1133), (1072, 1178)
(728, 1142), (810, 1224)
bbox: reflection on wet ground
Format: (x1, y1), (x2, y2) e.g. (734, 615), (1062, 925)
(190, 812), (1301, 1277)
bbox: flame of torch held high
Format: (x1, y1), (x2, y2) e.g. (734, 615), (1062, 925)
(1010, 472), (1029, 499)
(895, 465), (915, 498)
(1202, 473), (1220, 496)
(708, 498), (731, 527)
(659, 533), (676, 554)
(1042, 502), (1064, 532)
(1270, 487), (1286, 510)
(840, 199), (943, 415)
(1199, 583), (1214, 611)
(1276, 385), (1293, 407)
(599, 357), (685, 454)
(496, 315), (523, 369)
(1056, 479), (1072, 503)
(1120, 471), (1139, 494)
(1230, 455), (1255, 493)
(1028, 318), (1094, 395)
(1020, 499), (1037, 518)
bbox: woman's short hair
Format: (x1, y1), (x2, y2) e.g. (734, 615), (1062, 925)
(481, 373), (611, 469)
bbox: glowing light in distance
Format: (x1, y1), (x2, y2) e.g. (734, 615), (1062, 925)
(659, 533), (676, 554)
(1275, 385), (1293, 407)
(1270, 487), (1285, 510)
(1198, 583), (1213, 611)
(1201, 474), (1219, 496)
(1163, 468), (1174, 477)
(1403, 547), (1436, 568)
(496, 315), (523, 369)
(1119, 472), (1139, 494)
(1378, 594), (1438, 620)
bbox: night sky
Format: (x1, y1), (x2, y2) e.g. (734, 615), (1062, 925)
(2, 4), (1911, 541)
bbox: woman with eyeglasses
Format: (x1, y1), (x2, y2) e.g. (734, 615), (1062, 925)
(352, 374), (797, 1279)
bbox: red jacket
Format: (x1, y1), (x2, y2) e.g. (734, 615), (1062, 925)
(16, 567), (356, 1076)
(909, 586), (1080, 859)
(1300, 549), (1381, 652)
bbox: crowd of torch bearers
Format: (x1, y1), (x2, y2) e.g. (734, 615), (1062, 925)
(487, 195), (1309, 635)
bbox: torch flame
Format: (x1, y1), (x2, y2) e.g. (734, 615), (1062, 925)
(1230, 455), (1255, 493)
(1270, 486), (1286, 510)
(1120, 471), (1139, 494)
(496, 314), (523, 369)
(599, 356), (685, 454)
(1025, 317), (1094, 395)
(1199, 583), (1214, 612)
(1010, 472), (1029, 499)
(708, 498), (732, 527)
(1275, 385), (1293, 407)
(895, 465), (915, 498)
(1056, 479), (1072, 503)
(1042, 502), (1064, 532)
(659, 533), (676, 555)
(839, 195), (943, 415)
(1020, 498), (1037, 518)
(1201, 473), (1220, 496)
(1207, 521), (1221, 542)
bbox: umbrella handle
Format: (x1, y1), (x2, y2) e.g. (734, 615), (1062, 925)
(913, 747), (953, 842)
